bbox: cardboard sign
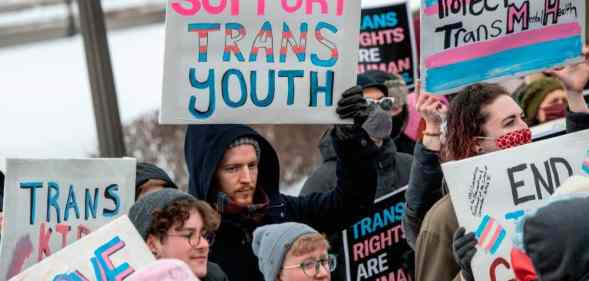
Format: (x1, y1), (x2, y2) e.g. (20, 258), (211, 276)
(421, 0), (586, 94)
(359, 1), (418, 90)
(9, 215), (155, 281)
(442, 129), (589, 281)
(342, 187), (413, 281)
(161, 0), (362, 124)
(0, 158), (136, 280)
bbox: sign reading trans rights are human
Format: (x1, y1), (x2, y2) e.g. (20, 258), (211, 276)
(421, 0), (586, 94)
(161, 0), (361, 124)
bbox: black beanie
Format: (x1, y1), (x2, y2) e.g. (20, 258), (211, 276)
(135, 162), (178, 191)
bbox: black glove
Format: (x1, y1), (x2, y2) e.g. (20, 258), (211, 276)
(336, 86), (368, 125)
(453, 227), (477, 281)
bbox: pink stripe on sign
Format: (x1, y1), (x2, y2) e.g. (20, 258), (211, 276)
(486, 225), (502, 251)
(478, 218), (494, 247)
(425, 22), (582, 68)
(423, 0), (471, 16)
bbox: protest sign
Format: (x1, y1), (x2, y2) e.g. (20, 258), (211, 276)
(421, 0), (586, 94)
(0, 158), (136, 280)
(442, 129), (589, 281)
(359, 1), (418, 89)
(9, 215), (155, 281)
(161, 0), (362, 124)
(342, 187), (413, 281)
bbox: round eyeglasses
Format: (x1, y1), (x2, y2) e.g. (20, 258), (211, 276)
(282, 254), (337, 277)
(166, 230), (216, 248)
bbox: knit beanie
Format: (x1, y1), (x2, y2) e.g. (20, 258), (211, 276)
(517, 77), (564, 125)
(129, 189), (194, 240)
(252, 222), (318, 281)
(135, 162), (178, 191)
(228, 137), (261, 159)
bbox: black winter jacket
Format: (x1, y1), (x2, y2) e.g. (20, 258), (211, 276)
(184, 124), (378, 281)
(300, 129), (413, 280)
(300, 129), (413, 198)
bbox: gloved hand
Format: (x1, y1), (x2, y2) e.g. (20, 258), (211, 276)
(336, 86), (368, 125)
(453, 227), (477, 281)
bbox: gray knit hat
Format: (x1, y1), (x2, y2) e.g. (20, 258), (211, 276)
(228, 137), (261, 159)
(129, 189), (194, 240)
(252, 222), (318, 281)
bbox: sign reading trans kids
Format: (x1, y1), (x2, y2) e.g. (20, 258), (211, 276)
(0, 158), (136, 280)
(421, 0), (586, 94)
(161, 0), (362, 124)
(442, 129), (589, 281)
(9, 216), (155, 281)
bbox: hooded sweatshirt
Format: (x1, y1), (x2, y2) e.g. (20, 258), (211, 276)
(185, 124), (378, 281)
(523, 196), (589, 281)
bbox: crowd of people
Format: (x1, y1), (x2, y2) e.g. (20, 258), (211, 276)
(1, 15), (589, 281)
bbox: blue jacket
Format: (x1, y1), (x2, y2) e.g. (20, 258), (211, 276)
(185, 124), (378, 281)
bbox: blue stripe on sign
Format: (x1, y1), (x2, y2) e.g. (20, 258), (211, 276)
(425, 36), (582, 93)
(490, 229), (506, 254)
(475, 215), (490, 239)
(424, 0), (438, 7)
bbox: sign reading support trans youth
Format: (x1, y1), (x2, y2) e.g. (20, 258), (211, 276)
(9, 216), (155, 281)
(442, 129), (589, 281)
(342, 187), (413, 281)
(0, 158), (136, 280)
(359, 1), (418, 89)
(421, 0), (586, 94)
(161, 0), (362, 124)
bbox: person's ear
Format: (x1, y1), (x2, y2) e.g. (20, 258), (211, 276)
(471, 139), (484, 155)
(146, 234), (162, 258)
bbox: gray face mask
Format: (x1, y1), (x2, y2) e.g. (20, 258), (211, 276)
(362, 105), (392, 140)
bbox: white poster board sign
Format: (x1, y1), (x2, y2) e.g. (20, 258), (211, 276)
(421, 0), (586, 94)
(442, 129), (589, 281)
(0, 158), (136, 280)
(9, 215), (155, 281)
(160, 0), (361, 124)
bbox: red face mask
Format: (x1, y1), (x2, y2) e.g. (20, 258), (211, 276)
(495, 128), (532, 150)
(541, 103), (567, 122)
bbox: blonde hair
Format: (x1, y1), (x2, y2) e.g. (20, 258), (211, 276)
(287, 233), (330, 257)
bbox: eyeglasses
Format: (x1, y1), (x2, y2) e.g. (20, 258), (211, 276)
(282, 254), (337, 277)
(366, 97), (396, 111)
(166, 230), (216, 248)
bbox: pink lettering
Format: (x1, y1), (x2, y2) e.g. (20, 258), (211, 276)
(281, 0), (303, 13)
(171, 0), (200, 16)
(305, 0), (328, 14)
(38, 223), (52, 261)
(55, 224), (71, 248)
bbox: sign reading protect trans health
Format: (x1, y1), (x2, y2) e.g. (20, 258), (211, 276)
(161, 0), (362, 124)
(421, 0), (586, 94)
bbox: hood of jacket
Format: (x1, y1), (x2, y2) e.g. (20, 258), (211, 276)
(184, 124), (280, 205)
(523, 196), (589, 281)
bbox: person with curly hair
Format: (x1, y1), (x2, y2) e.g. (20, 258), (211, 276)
(129, 189), (228, 281)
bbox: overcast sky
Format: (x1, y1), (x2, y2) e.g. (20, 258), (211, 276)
(0, 0), (420, 171)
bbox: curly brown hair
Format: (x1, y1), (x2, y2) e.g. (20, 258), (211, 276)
(148, 198), (220, 240)
(444, 83), (509, 161)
